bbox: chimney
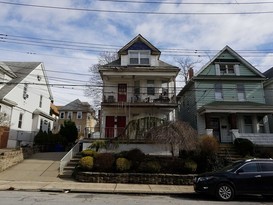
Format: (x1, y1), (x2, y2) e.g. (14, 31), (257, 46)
(188, 67), (194, 80)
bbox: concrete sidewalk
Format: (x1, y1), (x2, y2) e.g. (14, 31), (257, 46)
(0, 152), (194, 194)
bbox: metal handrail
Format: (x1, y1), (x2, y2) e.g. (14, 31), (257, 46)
(59, 142), (80, 175)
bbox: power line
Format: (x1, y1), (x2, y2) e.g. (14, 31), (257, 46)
(1, 1), (273, 15)
(98, 0), (273, 5)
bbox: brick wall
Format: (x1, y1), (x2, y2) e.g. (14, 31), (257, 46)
(75, 172), (195, 185)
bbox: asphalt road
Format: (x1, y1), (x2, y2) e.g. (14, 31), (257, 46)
(0, 191), (272, 205)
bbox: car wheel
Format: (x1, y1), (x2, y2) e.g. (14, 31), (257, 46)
(216, 183), (234, 201)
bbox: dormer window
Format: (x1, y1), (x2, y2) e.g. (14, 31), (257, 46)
(129, 50), (150, 65)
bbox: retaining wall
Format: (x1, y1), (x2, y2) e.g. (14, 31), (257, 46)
(75, 172), (195, 185)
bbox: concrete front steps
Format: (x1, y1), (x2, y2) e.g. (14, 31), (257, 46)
(59, 153), (81, 178)
(218, 143), (242, 162)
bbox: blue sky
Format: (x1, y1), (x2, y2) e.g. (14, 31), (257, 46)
(1, 0), (273, 106)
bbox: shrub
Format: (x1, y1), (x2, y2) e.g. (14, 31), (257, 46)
(199, 135), (219, 156)
(93, 153), (115, 172)
(195, 135), (221, 173)
(255, 147), (273, 158)
(90, 140), (107, 152)
(184, 159), (197, 173)
(81, 149), (97, 157)
(79, 156), (93, 170)
(125, 148), (145, 170)
(138, 160), (161, 173)
(234, 138), (254, 157)
(116, 158), (131, 172)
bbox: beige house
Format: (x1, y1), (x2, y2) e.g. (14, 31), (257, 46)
(57, 99), (97, 139)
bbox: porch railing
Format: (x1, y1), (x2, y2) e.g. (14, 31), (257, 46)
(231, 129), (273, 146)
(103, 91), (176, 104)
(59, 142), (80, 175)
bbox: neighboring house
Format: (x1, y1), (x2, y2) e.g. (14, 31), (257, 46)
(177, 46), (273, 145)
(0, 62), (54, 148)
(99, 34), (180, 143)
(263, 67), (273, 133)
(57, 99), (97, 139)
(50, 102), (59, 134)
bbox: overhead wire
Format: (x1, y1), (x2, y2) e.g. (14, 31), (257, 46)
(1, 1), (273, 15)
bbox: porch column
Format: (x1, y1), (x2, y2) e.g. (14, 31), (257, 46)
(230, 129), (239, 142)
(206, 129), (213, 136)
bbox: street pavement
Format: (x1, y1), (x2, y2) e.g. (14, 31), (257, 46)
(0, 152), (194, 194)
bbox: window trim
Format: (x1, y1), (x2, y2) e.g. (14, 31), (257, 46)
(77, 111), (82, 119)
(129, 50), (150, 65)
(214, 83), (223, 100)
(60, 112), (65, 119)
(237, 83), (246, 101)
(67, 111), (73, 119)
(18, 113), (23, 128)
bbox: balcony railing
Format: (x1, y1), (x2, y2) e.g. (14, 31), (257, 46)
(103, 92), (176, 105)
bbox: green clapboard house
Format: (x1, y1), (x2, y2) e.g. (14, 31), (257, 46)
(177, 46), (273, 145)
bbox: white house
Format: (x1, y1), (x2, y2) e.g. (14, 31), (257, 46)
(98, 34), (180, 154)
(0, 62), (54, 148)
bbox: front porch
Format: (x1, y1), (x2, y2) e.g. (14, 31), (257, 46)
(205, 128), (273, 146)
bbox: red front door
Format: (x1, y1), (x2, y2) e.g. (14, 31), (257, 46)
(117, 116), (126, 137)
(105, 116), (115, 138)
(118, 84), (127, 102)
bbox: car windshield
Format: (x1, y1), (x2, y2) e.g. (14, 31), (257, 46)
(219, 161), (244, 172)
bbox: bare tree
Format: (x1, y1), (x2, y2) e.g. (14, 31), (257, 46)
(175, 57), (201, 84)
(85, 51), (118, 111)
(0, 113), (9, 127)
(146, 120), (198, 157)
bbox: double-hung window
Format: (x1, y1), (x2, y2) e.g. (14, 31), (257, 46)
(215, 83), (223, 100)
(67, 112), (73, 120)
(215, 63), (239, 76)
(129, 51), (150, 65)
(147, 80), (155, 95)
(220, 64), (235, 74)
(237, 84), (246, 101)
(60, 112), (65, 119)
(77, 112), (82, 119)
(18, 113), (23, 128)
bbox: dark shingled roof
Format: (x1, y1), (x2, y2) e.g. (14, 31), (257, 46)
(263, 67), (273, 78)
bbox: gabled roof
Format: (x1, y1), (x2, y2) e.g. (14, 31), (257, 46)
(118, 34), (161, 56)
(59, 99), (94, 112)
(263, 67), (273, 78)
(0, 62), (42, 100)
(195, 45), (265, 77)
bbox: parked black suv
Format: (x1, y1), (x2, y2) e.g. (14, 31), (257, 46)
(193, 159), (273, 201)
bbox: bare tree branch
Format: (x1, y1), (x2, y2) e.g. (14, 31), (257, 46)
(146, 120), (198, 157)
(174, 57), (202, 84)
(85, 51), (118, 111)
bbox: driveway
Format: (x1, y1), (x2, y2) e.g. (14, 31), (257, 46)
(0, 152), (67, 182)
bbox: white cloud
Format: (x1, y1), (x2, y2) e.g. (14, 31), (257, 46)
(1, 0), (273, 106)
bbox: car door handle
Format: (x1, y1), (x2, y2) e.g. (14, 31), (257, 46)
(254, 175), (261, 178)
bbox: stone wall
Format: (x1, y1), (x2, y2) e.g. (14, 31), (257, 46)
(0, 149), (24, 172)
(75, 172), (195, 185)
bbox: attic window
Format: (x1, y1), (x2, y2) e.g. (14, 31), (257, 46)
(129, 50), (150, 65)
(215, 63), (240, 76)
